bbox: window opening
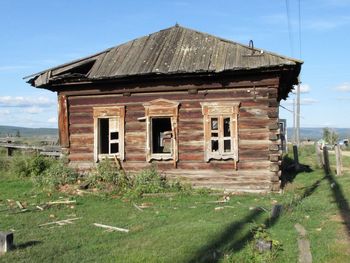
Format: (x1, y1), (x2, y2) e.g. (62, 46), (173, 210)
(152, 118), (172, 154)
(201, 101), (239, 163)
(93, 106), (125, 162)
(98, 118), (119, 155)
(99, 119), (109, 154)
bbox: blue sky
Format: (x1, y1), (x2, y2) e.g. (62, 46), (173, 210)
(0, 0), (349, 128)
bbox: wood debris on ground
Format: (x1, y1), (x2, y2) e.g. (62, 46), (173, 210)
(39, 217), (81, 227)
(93, 223), (129, 233)
(133, 203), (143, 212)
(138, 202), (153, 209)
(214, 206), (235, 211)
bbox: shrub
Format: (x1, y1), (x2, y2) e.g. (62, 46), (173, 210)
(32, 160), (78, 190)
(132, 166), (168, 196)
(9, 153), (52, 178)
(0, 156), (10, 176)
(87, 158), (132, 191)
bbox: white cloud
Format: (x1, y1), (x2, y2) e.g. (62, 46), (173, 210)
(335, 82), (350, 92)
(285, 98), (318, 105)
(301, 98), (318, 105)
(292, 84), (310, 94)
(0, 96), (54, 107)
(0, 109), (10, 116)
(47, 117), (57, 123)
(25, 106), (44, 114)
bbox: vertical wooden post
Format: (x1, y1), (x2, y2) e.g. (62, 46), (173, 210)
(0, 232), (13, 255)
(58, 94), (70, 149)
(315, 143), (323, 168)
(335, 144), (343, 176)
(323, 147), (330, 175)
(6, 147), (13, 157)
(293, 145), (300, 171)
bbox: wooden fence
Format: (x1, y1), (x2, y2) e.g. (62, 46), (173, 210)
(0, 143), (61, 158)
(315, 144), (343, 176)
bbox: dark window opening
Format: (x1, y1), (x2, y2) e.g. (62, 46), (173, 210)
(224, 140), (231, 152)
(211, 132), (218, 137)
(99, 119), (109, 154)
(57, 60), (96, 76)
(111, 132), (119, 140)
(211, 140), (219, 152)
(110, 143), (119, 154)
(224, 118), (230, 137)
(152, 118), (172, 154)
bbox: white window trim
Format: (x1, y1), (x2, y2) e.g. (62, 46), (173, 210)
(93, 106), (125, 162)
(143, 99), (179, 163)
(200, 101), (240, 163)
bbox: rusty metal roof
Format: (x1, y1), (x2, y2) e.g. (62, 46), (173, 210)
(27, 25), (302, 87)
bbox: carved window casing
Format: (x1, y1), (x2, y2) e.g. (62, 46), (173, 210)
(201, 102), (240, 163)
(143, 99), (179, 163)
(93, 106), (125, 162)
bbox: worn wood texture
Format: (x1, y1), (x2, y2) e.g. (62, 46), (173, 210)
(29, 25), (301, 102)
(64, 76), (283, 193)
(58, 94), (69, 148)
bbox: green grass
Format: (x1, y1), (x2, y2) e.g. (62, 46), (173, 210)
(0, 146), (350, 262)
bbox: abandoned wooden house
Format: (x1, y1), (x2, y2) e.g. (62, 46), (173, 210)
(26, 25), (302, 192)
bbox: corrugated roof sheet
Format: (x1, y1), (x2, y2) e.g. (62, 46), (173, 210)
(27, 25), (302, 87)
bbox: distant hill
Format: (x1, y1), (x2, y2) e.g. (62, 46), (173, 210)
(0, 125), (58, 139)
(287, 128), (350, 141)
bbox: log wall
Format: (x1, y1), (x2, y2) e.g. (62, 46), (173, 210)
(60, 76), (282, 193)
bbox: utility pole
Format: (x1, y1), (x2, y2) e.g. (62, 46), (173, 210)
(296, 77), (301, 147)
(293, 97), (296, 144)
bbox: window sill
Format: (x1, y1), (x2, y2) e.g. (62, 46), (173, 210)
(97, 154), (120, 161)
(149, 153), (173, 161)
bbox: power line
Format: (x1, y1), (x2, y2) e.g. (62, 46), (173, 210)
(298, 0), (302, 59)
(285, 0), (294, 56)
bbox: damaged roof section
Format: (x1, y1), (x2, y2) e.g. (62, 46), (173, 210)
(26, 25), (302, 91)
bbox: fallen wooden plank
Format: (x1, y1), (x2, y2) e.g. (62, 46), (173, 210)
(47, 200), (76, 205)
(16, 201), (24, 209)
(93, 223), (129, 233)
(133, 203), (143, 212)
(39, 217), (81, 227)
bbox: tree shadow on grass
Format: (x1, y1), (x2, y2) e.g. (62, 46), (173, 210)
(324, 170), (350, 239)
(187, 175), (325, 263)
(281, 155), (313, 188)
(187, 209), (264, 263)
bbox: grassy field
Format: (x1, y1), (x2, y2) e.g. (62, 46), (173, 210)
(0, 146), (350, 262)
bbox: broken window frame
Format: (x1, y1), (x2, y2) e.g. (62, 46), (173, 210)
(93, 106), (125, 162)
(201, 101), (240, 163)
(143, 99), (179, 163)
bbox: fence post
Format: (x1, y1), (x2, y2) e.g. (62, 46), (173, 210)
(315, 143), (323, 168)
(323, 147), (330, 175)
(335, 144), (343, 176)
(293, 145), (300, 171)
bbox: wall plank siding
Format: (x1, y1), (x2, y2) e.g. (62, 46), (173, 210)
(65, 76), (282, 193)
